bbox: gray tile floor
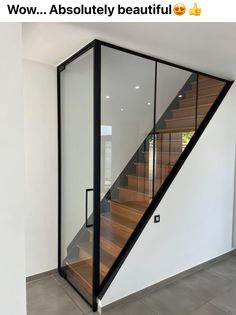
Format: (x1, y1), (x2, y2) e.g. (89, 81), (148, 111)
(27, 254), (236, 315)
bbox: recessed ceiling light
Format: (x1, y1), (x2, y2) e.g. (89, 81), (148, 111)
(120, 108), (124, 111)
(147, 102), (151, 105)
(135, 86), (140, 90)
(106, 95), (110, 99)
(178, 94), (183, 98)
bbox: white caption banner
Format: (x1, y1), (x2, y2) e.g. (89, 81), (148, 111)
(0, 0), (235, 22)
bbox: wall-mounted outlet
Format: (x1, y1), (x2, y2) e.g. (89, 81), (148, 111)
(154, 215), (160, 223)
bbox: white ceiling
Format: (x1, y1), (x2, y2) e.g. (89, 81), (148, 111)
(23, 23), (236, 80)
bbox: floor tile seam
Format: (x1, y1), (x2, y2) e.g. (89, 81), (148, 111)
(139, 293), (205, 315)
(52, 274), (87, 314)
(208, 284), (236, 314)
(26, 274), (54, 284)
(187, 299), (231, 315)
(138, 298), (160, 315)
(205, 268), (236, 284)
(208, 301), (231, 315)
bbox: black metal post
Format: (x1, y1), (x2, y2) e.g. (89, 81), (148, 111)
(57, 67), (62, 276)
(93, 40), (101, 312)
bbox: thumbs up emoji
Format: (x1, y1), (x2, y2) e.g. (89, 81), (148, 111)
(189, 3), (201, 16)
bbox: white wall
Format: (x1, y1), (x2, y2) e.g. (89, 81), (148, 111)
(101, 82), (236, 306)
(23, 60), (57, 276)
(0, 23), (26, 315)
(233, 145), (236, 247)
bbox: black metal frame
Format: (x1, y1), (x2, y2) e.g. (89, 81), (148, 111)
(85, 189), (94, 228)
(57, 38), (233, 312)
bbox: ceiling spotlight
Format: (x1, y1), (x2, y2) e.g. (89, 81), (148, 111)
(135, 86), (140, 90)
(178, 94), (183, 98)
(147, 102), (151, 105)
(106, 95), (110, 99)
(120, 108), (124, 112)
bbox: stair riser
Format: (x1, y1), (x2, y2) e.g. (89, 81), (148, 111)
(100, 237), (121, 257)
(172, 106), (209, 119)
(111, 202), (143, 222)
(185, 86), (223, 98)
(118, 188), (150, 204)
(101, 215), (133, 236)
(66, 272), (92, 304)
(68, 265), (92, 295)
(78, 247), (91, 261)
(165, 116), (204, 130)
(191, 82), (224, 91)
(127, 176), (162, 194)
(135, 164), (171, 177)
(155, 140), (183, 152)
(179, 95), (217, 107)
(144, 152), (181, 164)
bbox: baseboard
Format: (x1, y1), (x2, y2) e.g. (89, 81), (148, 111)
(100, 249), (236, 313)
(26, 268), (58, 282)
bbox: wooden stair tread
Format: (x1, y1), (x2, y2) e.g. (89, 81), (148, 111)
(157, 127), (196, 133)
(118, 186), (152, 198)
(191, 81), (225, 88)
(102, 211), (137, 232)
(143, 150), (181, 155)
(111, 199), (145, 213)
(179, 93), (218, 103)
(171, 104), (211, 113)
(67, 259), (92, 291)
(195, 75), (223, 83)
(78, 241), (114, 273)
(134, 161), (175, 167)
(101, 224), (127, 249)
(87, 224), (125, 251)
(155, 138), (182, 142)
(165, 115), (204, 123)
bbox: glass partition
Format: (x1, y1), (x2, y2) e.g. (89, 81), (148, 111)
(100, 46), (156, 282)
(60, 48), (94, 305)
(58, 40), (228, 309)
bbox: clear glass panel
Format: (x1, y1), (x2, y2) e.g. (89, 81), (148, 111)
(154, 70), (226, 193)
(154, 65), (194, 191)
(100, 46), (156, 283)
(60, 49), (93, 304)
(195, 74), (226, 127)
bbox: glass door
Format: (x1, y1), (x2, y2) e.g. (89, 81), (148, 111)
(59, 48), (94, 305)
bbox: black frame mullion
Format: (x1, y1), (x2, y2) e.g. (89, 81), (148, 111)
(92, 40), (101, 312)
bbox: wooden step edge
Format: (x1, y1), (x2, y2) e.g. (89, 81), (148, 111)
(118, 186), (152, 199)
(127, 174), (170, 184)
(101, 212), (134, 234)
(157, 127), (196, 133)
(155, 139), (183, 143)
(188, 82), (224, 93)
(171, 104), (211, 112)
(111, 200), (144, 214)
(143, 151), (182, 156)
(66, 260), (92, 291)
(190, 77), (225, 85)
(165, 115), (205, 123)
(75, 243), (109, 279)
(179, 93), (218, 102)
(100, 235), (122, 257)
(134, 161), (175, 167)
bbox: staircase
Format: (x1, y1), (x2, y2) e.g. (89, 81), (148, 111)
(63, 74), (226, 304)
